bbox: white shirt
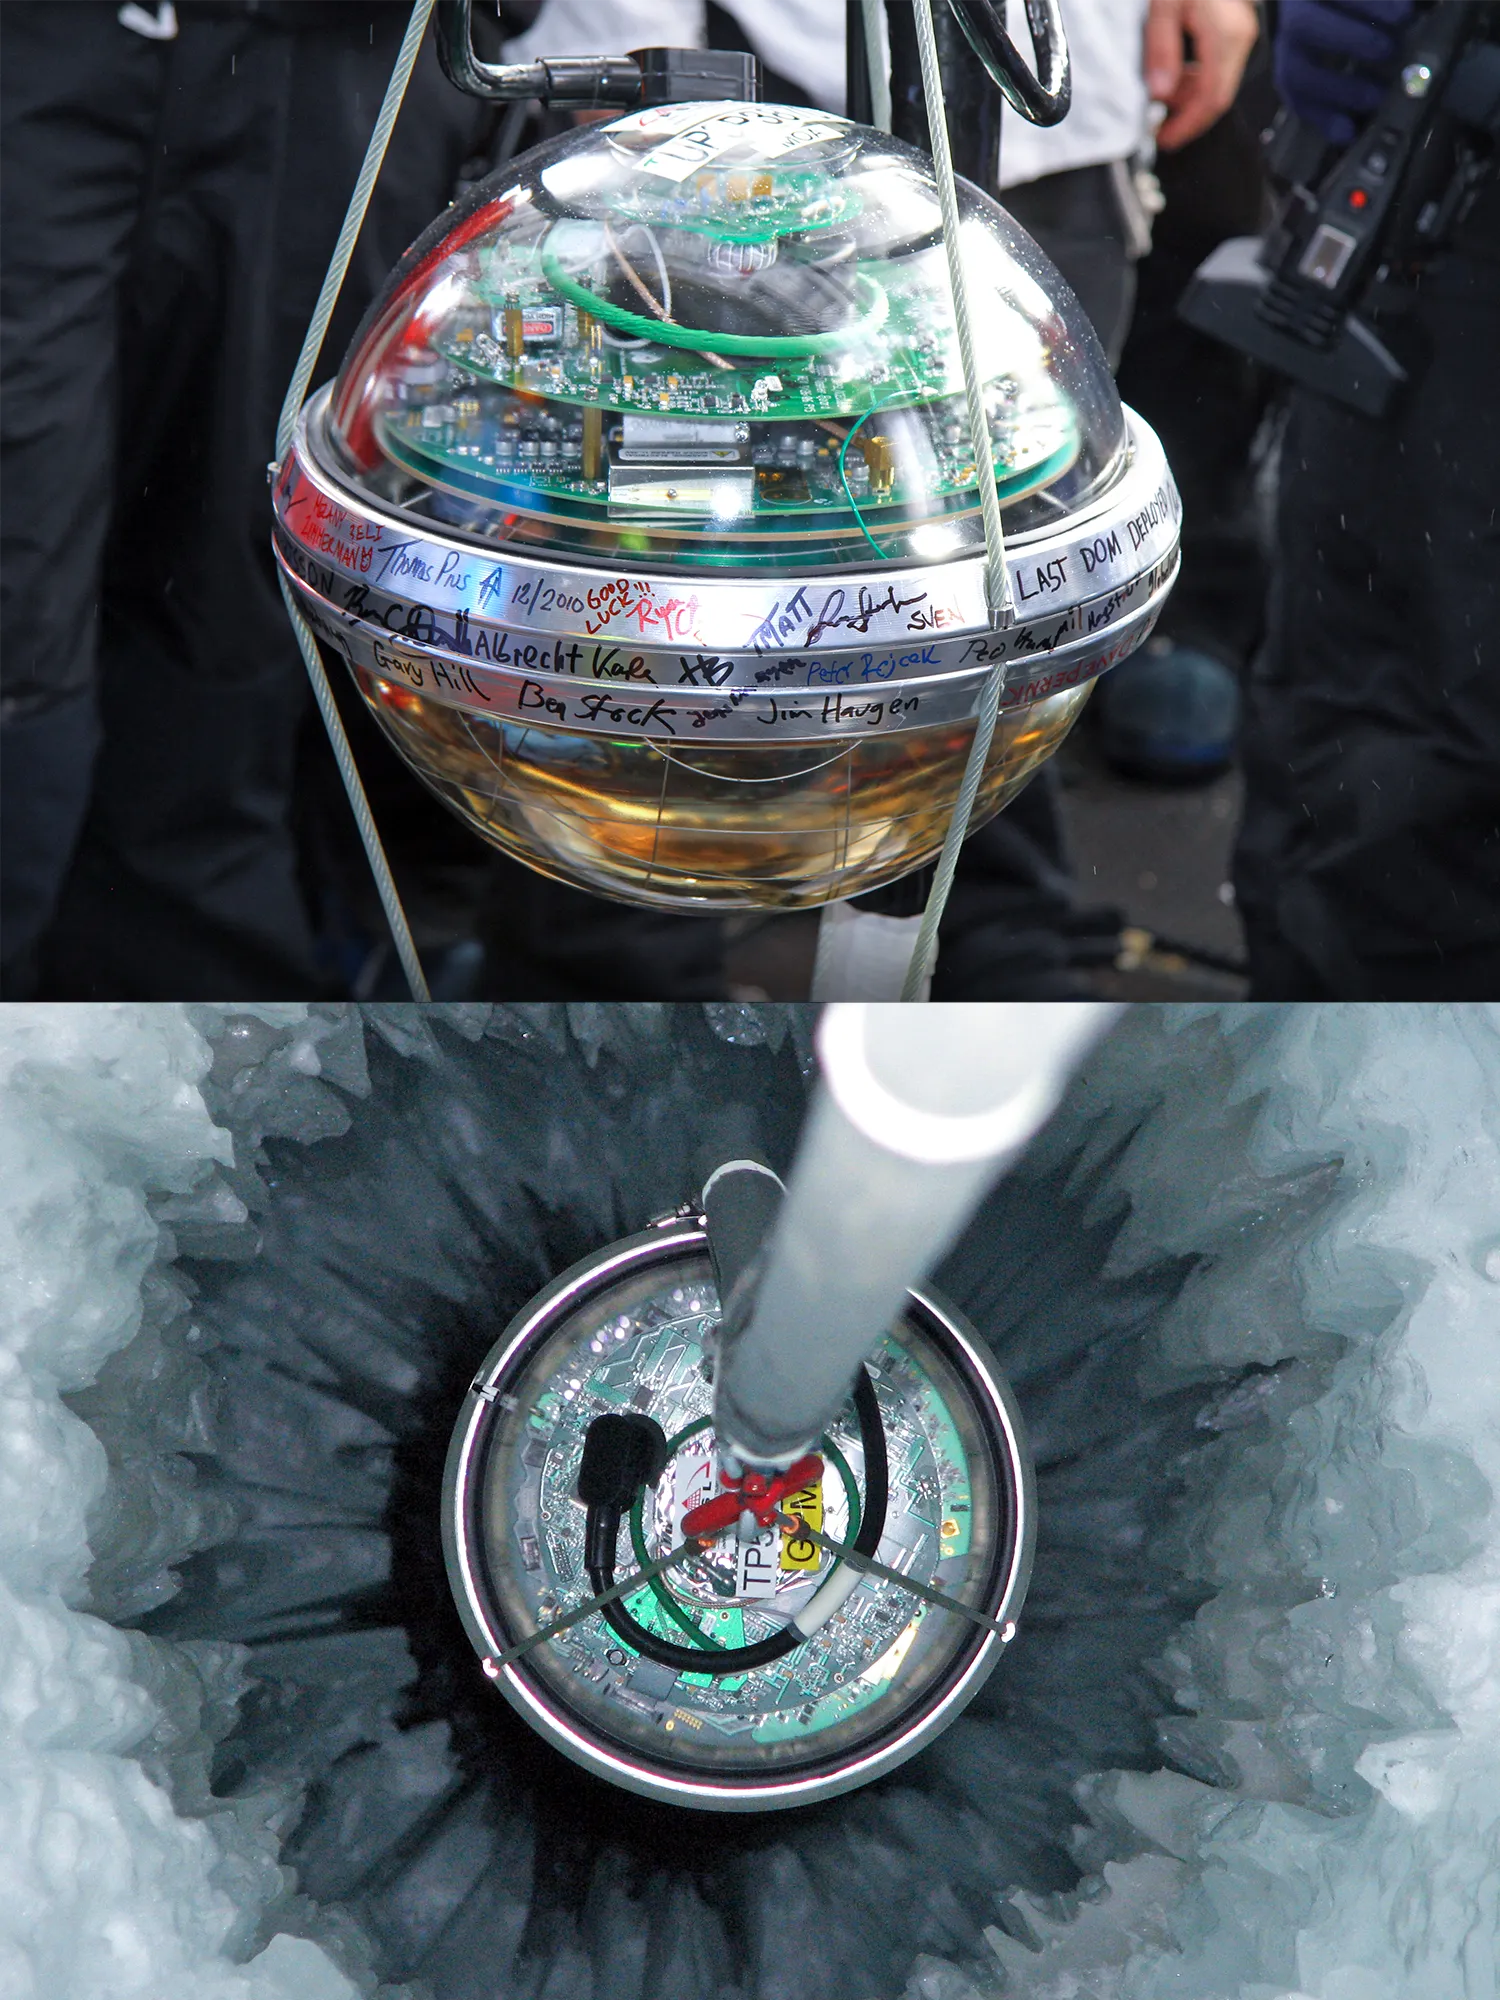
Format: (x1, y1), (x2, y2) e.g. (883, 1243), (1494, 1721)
(997, 0), (1152, 188)
(507, 0), (1149, 187)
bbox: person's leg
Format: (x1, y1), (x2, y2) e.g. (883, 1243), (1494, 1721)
(931, 768), (1121, 998)
(1002, 165), (1138, 368)
(478, 858), (728, 1000)
(0, 698), (103, 994)
(1098, 98), (1271, 786)
(38, 10), (319, 997)
(1234, 259), (1500, 998)
(925, 166), (1133, 996)
(1115, 104), (1270, 680)
(290, 29), (502, 991)
(38, 12), (488, 998)
(0, 4), (160, 992)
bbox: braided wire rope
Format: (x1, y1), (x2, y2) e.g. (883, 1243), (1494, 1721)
(486, 1510), (1009, 1676)
(899, 0), (1017, 1002)
(274, 0), (436, 1003)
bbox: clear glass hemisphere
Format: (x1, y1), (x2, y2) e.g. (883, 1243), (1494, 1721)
(326, 101), (1128, 574)
(356, 668), (1091, 909)
(455, 1240), (1017, 1805)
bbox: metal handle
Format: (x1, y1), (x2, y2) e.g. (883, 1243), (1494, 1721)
(436, 0), (641, 104)
(944, 0), (1072, 126)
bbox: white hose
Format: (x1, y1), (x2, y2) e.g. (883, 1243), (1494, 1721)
(713, 1002), (1118, 1468)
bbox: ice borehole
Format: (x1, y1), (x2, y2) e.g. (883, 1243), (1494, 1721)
(1, 1001), (1496, 2000)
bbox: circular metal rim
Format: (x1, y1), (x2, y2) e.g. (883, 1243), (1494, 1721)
(283, 545), (1176, 739)
(441, 1220), (1036, 1812)
(274, 388), (1180, 669)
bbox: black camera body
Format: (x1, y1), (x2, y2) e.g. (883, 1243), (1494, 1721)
(1181, 0), (1500, 416)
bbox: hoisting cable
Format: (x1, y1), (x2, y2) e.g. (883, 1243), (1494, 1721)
(483, 1539), (708, 1674)
(770, 1517), (1013, 1638)
(273, 0), (435, 1003)
(860, 0), (893, 132)
(899, 0), (1019, 1002)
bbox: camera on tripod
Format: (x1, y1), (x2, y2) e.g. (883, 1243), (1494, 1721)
(1181, 0), (1500, 417)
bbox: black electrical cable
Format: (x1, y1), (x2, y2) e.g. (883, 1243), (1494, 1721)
(583, 1366), (889, 1678)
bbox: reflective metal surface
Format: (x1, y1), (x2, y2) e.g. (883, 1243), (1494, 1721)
(442, 1222), (1035, 1810)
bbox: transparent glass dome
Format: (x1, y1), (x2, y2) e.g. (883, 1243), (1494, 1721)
(327, 101), (1128, 573)
(277, 100), (1179, 914)
(356, 671), (1091, 908)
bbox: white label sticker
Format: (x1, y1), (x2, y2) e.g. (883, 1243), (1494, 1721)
(672, 1435), (716, 1539)
(735, 1528), (781, 1600)
(634, 105), (845, 182)
(668, 1439), (778, 1598)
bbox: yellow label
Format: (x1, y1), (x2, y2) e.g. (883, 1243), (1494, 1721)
(779, 1479), (823, 1571)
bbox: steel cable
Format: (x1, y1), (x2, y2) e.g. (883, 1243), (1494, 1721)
(900, 0), (1016, 1002)
(274, 0), (436, 1002)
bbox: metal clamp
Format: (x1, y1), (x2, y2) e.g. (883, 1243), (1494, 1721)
(435, 0), (761, 109)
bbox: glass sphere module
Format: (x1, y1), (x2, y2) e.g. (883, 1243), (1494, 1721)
(274, 101), (1181, 908)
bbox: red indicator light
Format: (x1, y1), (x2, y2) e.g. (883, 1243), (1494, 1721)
(1349, 187), (1370, 210)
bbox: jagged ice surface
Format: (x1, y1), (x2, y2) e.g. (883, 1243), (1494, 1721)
(0, 1002), (1495, 2000)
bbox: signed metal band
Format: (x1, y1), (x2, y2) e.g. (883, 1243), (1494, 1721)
(276, 390), (1184, 672)
(287, 560), (1175, 740)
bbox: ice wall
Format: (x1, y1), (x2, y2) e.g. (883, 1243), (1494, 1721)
(968, 1006), (1500, 2000)
(0, 1006), (379, 1999)
(1, 1004), (1495, 2000)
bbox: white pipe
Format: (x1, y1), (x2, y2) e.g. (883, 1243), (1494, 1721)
(713, 1002), (1118, 1467)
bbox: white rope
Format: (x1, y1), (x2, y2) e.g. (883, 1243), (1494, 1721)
(275, 0), (435, 1002)
(899, 0), (1015, 1002)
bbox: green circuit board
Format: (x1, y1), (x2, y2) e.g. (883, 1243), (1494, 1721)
(608, 165), (865, 242)
(489, 1270), (979, 1758)
(442, 248), (952, 421)
(378, 156), (1082, 557)
(377, 392), (1078, 545)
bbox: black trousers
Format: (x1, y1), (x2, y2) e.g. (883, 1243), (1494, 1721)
(926, 164), (1136, 998)
(1116, 80), (1273, 675)
(0, 3), (485, 996)
(1233, 251), (1500, 999)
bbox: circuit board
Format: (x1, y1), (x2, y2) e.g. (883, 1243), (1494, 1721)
(376, 383), (1078, 544)
(485, 1265), (982, 1766)
(366, 125), (1085, 564)
(606, 165), (866, 243)
(438, 238), (1000, 421)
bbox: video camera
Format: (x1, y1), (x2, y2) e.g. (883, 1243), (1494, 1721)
(1181, 0), (1500, 416)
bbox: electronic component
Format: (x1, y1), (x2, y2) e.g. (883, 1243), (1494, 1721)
(278, 98), (1179, 910)
(336, 111), (1099, 563)
(442, 1215), (1032, 1809)
(1181, 6), (1500, 416)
